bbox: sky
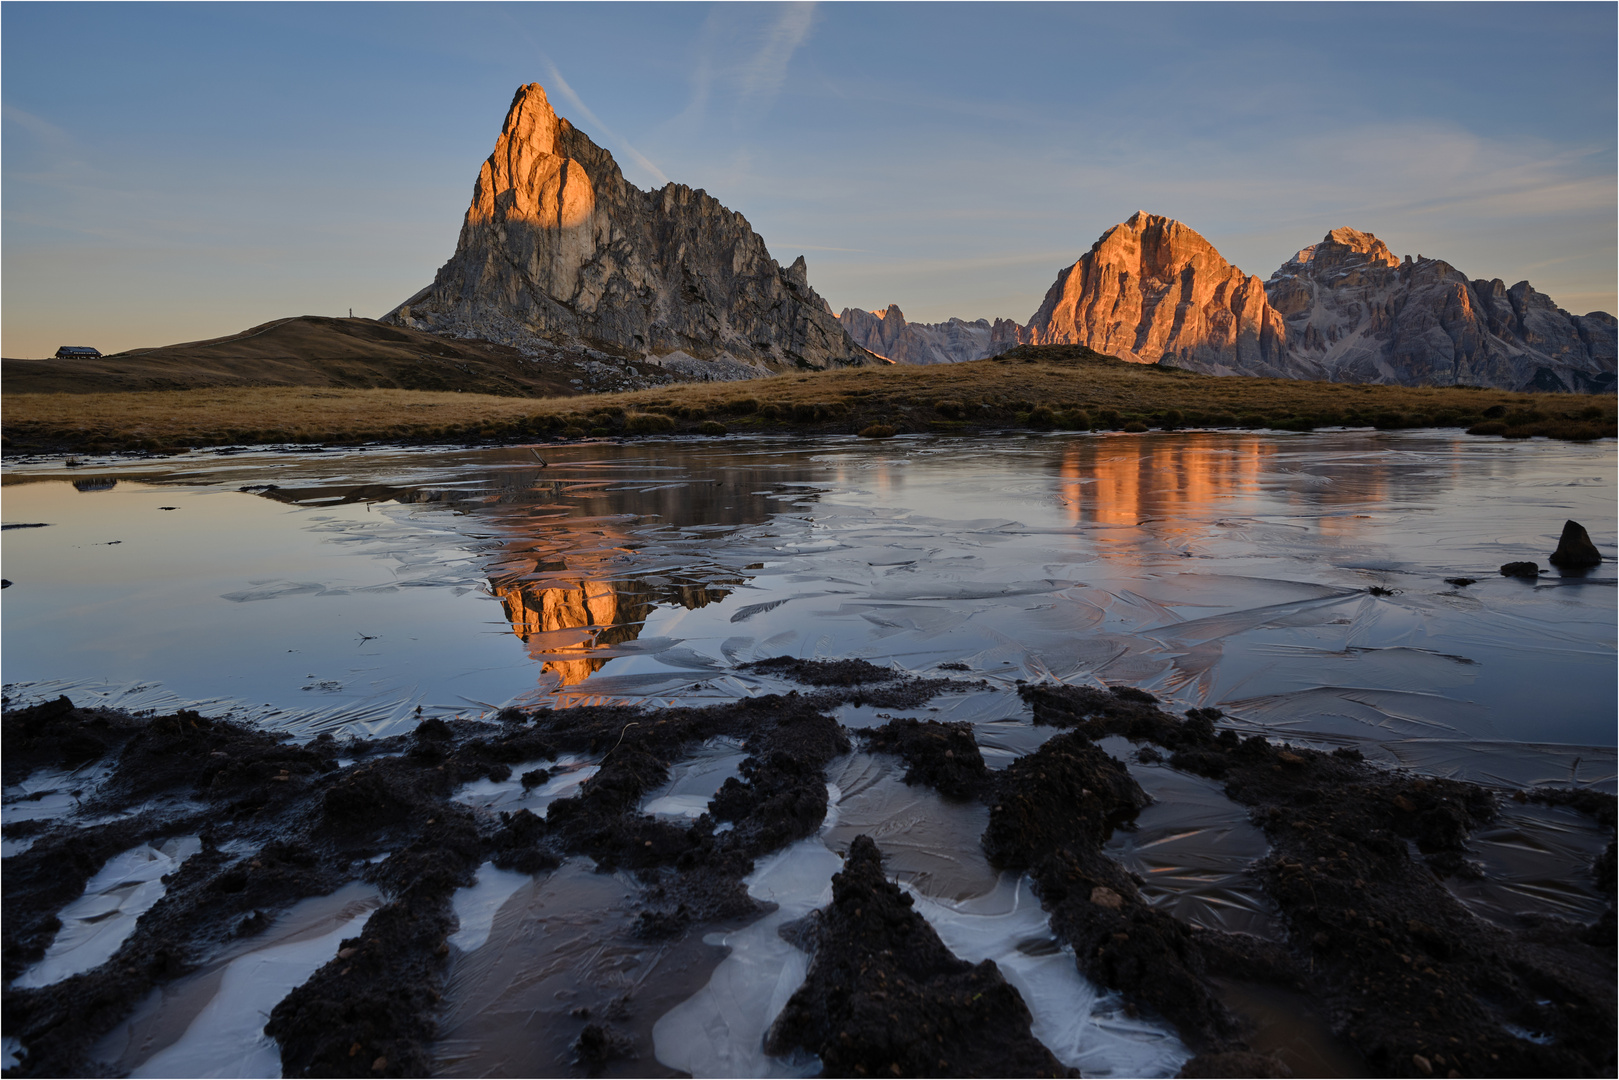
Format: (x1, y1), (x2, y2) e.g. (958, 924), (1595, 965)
(3, 2), (1615, 358)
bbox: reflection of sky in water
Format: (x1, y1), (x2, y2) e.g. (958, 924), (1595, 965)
(3, 432), (1613, 783)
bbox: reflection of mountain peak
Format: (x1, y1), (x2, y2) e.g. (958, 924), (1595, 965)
(494, 574), (733, 687)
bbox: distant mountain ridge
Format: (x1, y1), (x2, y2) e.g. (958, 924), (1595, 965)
(850, 213), (1615, 393)
(384, 84), (873, 377)
(837, 305), (1021, 365)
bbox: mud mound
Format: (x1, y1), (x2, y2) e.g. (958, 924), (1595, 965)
(765, 835), (1074, 1078)
(742, 655), (903, 685)
(982, 730), (1148, 869)
(865, 718), (990, 801)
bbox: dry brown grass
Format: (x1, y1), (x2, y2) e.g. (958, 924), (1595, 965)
(4, 345), (1613, 454)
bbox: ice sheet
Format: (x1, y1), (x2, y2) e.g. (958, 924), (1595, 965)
(1446, 801), (1613, 926)
(12, 836), (202, 989)
(435, 858), (733, 1078)
(639, 736), (749, 820)
(447, 863), (532, 953)
(90, 882), (382, 1078)
(1099, 736), (1278, 938)
(652, 835), (840, 1078)
(907, 875), (1192, 1078)
(821, 753), (997, 901)
(2, 760), (117, 824)
(450, 755), (598, 815)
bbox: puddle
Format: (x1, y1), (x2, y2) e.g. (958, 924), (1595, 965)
(1098, 736), (1280, 939)
(1446, 800), (1613, 927)
(435, 858), (728, 1078)
(640, 737), (749, 820)
(1212, 978), (1366, 1077)
(652, 837), (840, 1078)
(2, 433), (1611, 780)
(90, 882), (382, 1077)
(12, 836), (203, 989)
(907, 875), (1192, 1078)
(451, 755), (599, 816)
(821, 752), (997, 901)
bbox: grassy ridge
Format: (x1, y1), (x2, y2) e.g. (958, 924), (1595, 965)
(4, 345), (1613, 455)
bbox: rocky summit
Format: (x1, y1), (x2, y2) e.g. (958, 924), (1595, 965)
(838, 304), (1021, 365)
(1016, 214), (1615, 392)
(1264, 227), (1615, 392)
(385, 84), (871, 378)
(1021, 212), (1290, 376)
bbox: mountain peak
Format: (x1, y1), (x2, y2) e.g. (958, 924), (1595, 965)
(385, 82), (867, 373)
(1322, 227), (1399, 266)
(1030, 213), (1283, 369)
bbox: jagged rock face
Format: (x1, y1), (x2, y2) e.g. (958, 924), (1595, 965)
(837, 304), (1020, 365)
(1266, 229), (1616, 392)
(387, 84), (869, 372)
(1022, 211), (1290, 375)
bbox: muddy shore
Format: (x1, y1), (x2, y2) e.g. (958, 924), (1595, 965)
(2, 663), (1613, 1078)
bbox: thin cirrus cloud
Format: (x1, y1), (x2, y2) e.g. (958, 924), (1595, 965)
(666, 2), (818, 137)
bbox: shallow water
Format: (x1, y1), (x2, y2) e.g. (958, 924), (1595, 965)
(4, 430), (1615, 1074)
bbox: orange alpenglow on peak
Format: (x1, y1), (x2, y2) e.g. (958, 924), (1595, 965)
(1021, 212), (1290, 375)
(384, 82), (870, 372)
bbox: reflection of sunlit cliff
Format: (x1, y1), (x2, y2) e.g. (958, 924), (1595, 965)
(1062, 439), (1274, 528)
(493, 575), (731, 686)
(1060, 435), (1391, 536)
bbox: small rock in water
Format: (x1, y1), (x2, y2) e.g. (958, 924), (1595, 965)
(1443, 577), (1477, 587)
(1548, 519), (1603, 568)
(1499, 562), (1540, 579)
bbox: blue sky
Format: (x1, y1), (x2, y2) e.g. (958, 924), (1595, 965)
(4, 2), (1614, 357)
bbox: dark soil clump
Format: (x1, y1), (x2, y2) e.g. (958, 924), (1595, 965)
(864, 718), (990, 800)
(1013, 682), (1618, 1077)
(742, 655), (902, 685)
(765, 835), (1075, 1078)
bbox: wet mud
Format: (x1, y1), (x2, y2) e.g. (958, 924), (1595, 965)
(2, 682), (855, 1077)
(1003, 683), (1617, 1077)
(4, 668), (1614, 1078)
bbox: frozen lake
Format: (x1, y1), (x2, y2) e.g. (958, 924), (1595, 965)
(3, 429), (1614, 1076)
(6, 430), (1613, 780)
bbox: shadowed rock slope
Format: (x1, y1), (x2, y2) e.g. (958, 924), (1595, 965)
(385, 83), (873, 376)
(1264, 226), (1615, 392)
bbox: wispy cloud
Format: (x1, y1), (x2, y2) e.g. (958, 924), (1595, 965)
(736, 2), (816, 117)
(666, 2), (818, 135)
(538, 57), (670, 187)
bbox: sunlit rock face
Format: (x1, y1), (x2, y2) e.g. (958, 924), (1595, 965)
(387, 83), (869, 373)
(1021, 212), (1291, 376)
(838, 304), (1021, 365)
(1265, 228), (1616, 392)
